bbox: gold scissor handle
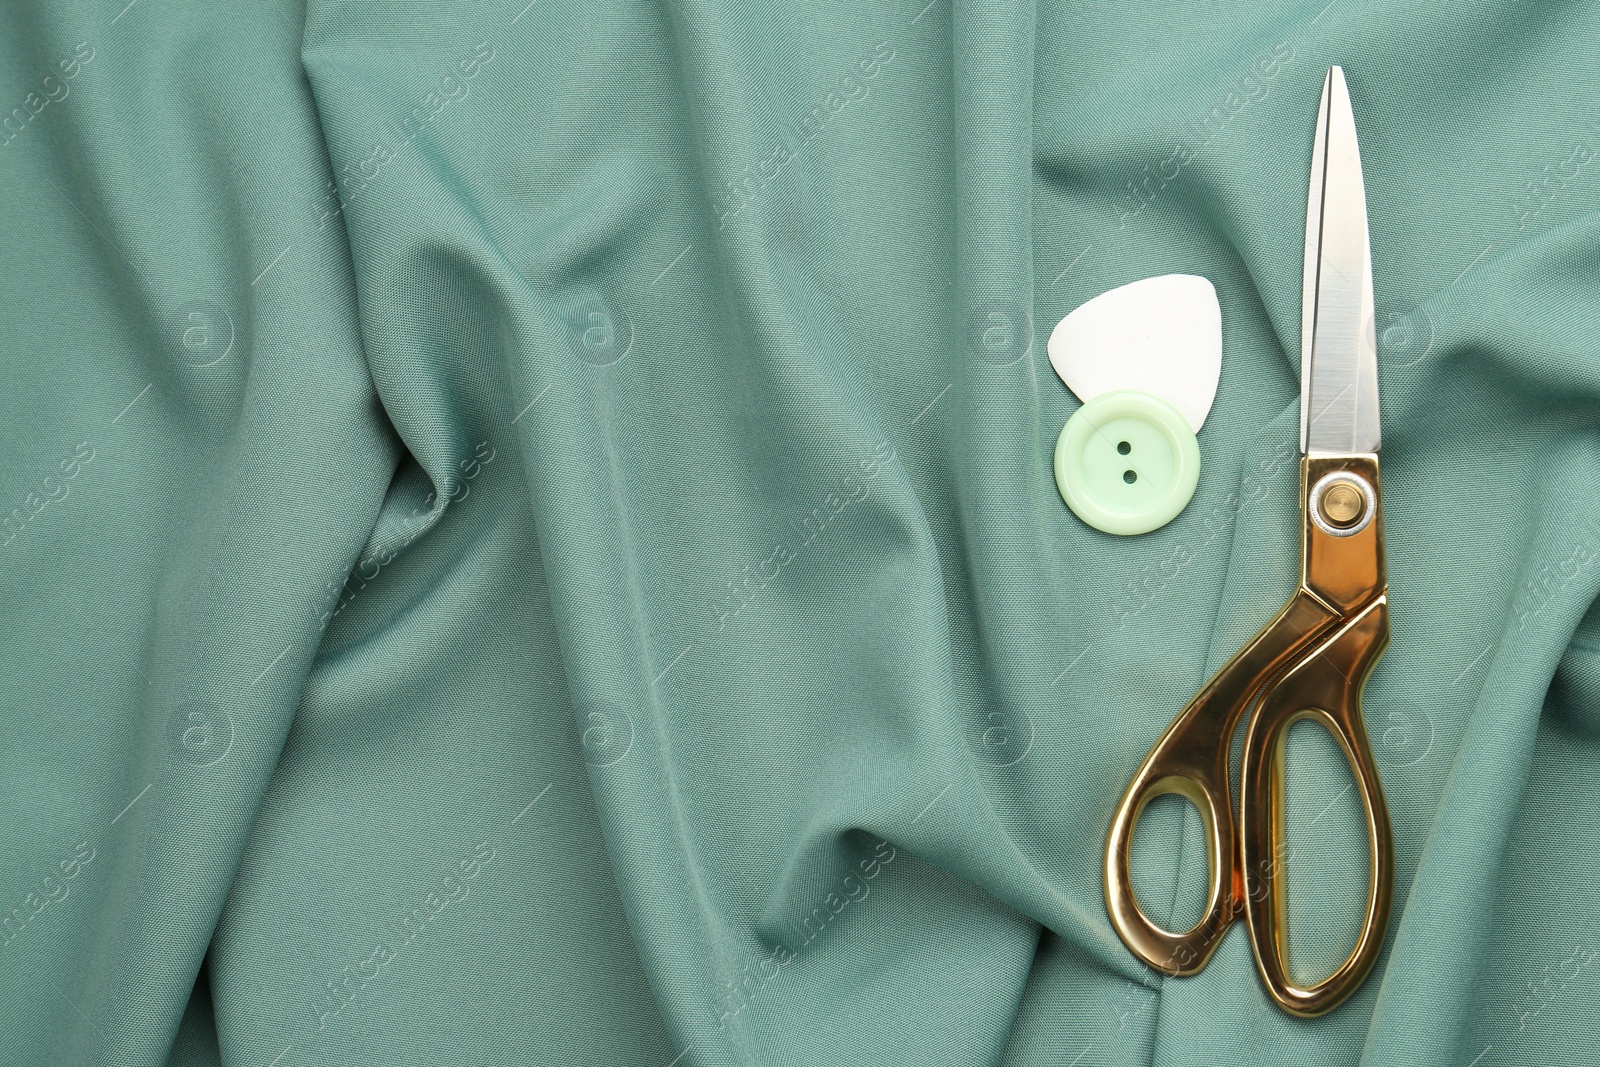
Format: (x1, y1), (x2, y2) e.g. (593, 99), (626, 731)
(1239, 595), (1394, 1017)
(1102, 716), (1236, 977)
(1103, 592), (1340, 976)
(1105, 453), (1390, 1005)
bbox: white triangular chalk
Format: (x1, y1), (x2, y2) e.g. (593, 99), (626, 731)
(1047, 274), (1222, 432)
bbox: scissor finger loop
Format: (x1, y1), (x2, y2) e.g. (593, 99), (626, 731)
(1239, 595), (1393, 1016)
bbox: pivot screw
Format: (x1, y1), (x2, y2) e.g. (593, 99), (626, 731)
(1320, 482), (1364, 528)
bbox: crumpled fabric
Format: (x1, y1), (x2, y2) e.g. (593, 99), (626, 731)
(2, 1), (1599, 1065)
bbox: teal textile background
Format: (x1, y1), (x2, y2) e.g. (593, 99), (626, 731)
(3, 1), (1600, 1065)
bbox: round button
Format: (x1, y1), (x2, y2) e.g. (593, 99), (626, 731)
(1053, 389), (1201, 536)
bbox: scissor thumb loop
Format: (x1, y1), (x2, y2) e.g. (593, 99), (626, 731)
(1103, 759), (1238, 977)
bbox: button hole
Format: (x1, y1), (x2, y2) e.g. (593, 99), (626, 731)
(1123, 470), (1137, 484)
(1117, 441), (1131, 455)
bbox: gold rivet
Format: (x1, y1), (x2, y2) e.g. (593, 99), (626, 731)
(1321, 482), (1364, 527)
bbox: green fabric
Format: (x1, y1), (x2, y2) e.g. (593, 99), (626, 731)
(3, 2), (1599, 1065)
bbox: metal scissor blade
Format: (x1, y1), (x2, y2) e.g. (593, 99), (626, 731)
(1300, 67), (1380, 455)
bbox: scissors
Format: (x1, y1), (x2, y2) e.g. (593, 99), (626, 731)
(1102, 66), (1393, 1018)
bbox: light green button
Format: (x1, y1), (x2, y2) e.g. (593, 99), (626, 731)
(1053, 389), (1200, 536)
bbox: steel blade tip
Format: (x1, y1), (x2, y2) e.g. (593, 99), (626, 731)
(1328, 66), (1353, 130)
